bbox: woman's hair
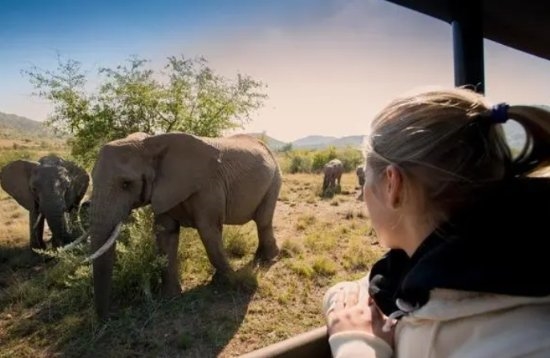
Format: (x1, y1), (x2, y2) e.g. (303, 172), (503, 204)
(365, 87), (550, 223)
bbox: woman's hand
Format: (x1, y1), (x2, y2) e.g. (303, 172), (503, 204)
(326, 287), (395, 347)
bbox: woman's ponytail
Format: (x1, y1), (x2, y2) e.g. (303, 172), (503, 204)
(508, 106), (550, 176)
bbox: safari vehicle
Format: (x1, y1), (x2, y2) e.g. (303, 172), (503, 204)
(240, 0), (550, 356)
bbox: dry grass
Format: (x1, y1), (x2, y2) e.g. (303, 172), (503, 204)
(0, 149), (383, 357)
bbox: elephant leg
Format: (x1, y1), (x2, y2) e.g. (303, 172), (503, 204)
(196, 221), (233, 276)
(48, 216), (65, 248)
(255, 223), (279, 262)
(356, 188), (364, 201)
(253, 184), (280, 262)
(154, 214), (181, 297)
(29, 209), (46, 250)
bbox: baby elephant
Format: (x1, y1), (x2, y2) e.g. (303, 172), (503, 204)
(322, 159), (343, 193)
(0, 155), (89, 249)
(356, 164), (365, 200)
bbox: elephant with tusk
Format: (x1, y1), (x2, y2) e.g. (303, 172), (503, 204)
(87, 131), (282, 319)
(0, 154), (90, 250)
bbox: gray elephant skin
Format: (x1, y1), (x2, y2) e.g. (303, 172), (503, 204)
(0, 155), (90, 249)
(88, 132), (282, 319)
(322, 159), (343, 192)
(356, 164), (365, 200)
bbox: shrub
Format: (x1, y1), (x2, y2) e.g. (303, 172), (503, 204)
(288, 153), (313, 173)
(280, 239), (303, 258)
(112, 207), (167, 304)
(278, 147), (364, 175)
(343, 242), (377, 271)
(311, 256), (337, 277)
(223, 226), (255, 258)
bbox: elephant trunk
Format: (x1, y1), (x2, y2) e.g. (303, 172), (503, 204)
(322, 175), (329, 191)
(39, 191), (73, 246)
(44, 208), (71, 248)
(89, 191), (127, 319)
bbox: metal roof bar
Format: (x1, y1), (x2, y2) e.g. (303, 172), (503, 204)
(451, 0), (485, 93)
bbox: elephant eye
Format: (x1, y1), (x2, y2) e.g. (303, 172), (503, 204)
(121, 180), (132, 190)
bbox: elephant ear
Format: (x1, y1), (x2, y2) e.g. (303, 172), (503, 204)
(143, 132), (221, 214)
(0, 160), (37, 211)
(63, 160), (90, 209)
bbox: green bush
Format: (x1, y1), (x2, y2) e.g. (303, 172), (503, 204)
(338, 147), (365, 172)
(112, 207), (167, 304)
(289, 153), (313, 173)
(278, 147), (364, 174)
(223, 227), (256, 258)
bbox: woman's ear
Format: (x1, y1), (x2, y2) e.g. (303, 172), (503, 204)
(384, 165), (403, 209)
(0, 160), (38, 211)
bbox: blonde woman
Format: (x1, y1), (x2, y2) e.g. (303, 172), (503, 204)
(323, 88), (550, 357)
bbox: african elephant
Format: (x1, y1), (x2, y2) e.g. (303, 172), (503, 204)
(86, 132), (282, 318)
(356, 164), (365, 200)
(322, 159), (343, 193)
(0, 154), (90, 249)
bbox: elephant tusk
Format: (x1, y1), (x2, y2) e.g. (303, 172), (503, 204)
(76, 202), (88, 234)
(32, 213), (43, 230)
(83, 222), (122, 263)
(62, 231), (89, 250)
(76, 212), (86, 235)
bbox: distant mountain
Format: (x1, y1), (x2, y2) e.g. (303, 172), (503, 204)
(245, 132), (366, 151)
(291, 135), (337, 149)
(0, 111), (53, 138)
(247, 132), (288, 150)
(322, 135), (366, 149)
(290, 135), (365, 150)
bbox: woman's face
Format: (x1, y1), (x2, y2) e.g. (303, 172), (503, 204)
(363, 164), (401, 248)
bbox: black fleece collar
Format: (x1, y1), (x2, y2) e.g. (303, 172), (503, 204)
(369, 177), (550, 316)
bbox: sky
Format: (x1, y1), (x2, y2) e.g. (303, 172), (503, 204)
(1, 0), (549, 142)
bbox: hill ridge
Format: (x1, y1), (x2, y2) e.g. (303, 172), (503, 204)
(0, 111), (53, 138)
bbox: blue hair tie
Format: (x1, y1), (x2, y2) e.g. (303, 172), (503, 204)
(491, 103), (509, 124)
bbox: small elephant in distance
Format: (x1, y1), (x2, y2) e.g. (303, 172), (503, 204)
(322, 159), (343, 193)
(356, 164), (365, 200)
(0, 154), (90, 250)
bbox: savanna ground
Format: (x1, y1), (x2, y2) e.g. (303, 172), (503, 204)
(0, 139), (384, 358)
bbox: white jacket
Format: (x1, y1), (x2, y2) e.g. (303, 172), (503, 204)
(323, 277), (550, 358)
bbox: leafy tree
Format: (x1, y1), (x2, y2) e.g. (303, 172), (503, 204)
(24, 55), (267, 168)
